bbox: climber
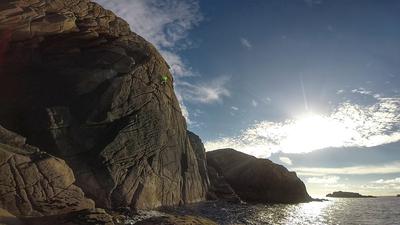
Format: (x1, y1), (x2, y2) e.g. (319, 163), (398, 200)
(161, 75), (168, 85)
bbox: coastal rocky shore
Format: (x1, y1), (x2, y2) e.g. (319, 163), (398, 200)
(0, 0), (310, 224)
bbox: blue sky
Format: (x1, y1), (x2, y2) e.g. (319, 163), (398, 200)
(95, 0), (400, 196)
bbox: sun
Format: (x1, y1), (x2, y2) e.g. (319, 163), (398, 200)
(280, 113), (351, 153)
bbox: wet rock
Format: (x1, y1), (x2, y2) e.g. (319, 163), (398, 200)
(207, 149), (311, 203)
(0, 0), (207, 210)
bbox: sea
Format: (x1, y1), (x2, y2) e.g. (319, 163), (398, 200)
(156, 197), (400, 225)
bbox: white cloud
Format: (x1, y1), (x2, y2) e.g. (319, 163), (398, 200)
(240, 37), (252, 49)
(251, 99), (258, 107)
(205, 94), (400, 157)
(231, 106), (239, 111)
(336, 89), (344, 94)
(294, 161), (400, 176)
(176, 92), (191, 124)
(351, 88), (372, 96)
(158, 50), (194, 77)
(372, 177), (400, 184)
(307, 176), (340, 184)
(361, 180), (400, 191)
(279, 157), (292, 165)
(177, 76), (231, 104)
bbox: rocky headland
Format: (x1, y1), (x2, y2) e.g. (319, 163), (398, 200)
(0, 0), (311, 224)
(207, 149), (311, 204)
(326, 191), (375, 198)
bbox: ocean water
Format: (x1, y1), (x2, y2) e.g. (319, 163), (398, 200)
(161, 197), (400, 225)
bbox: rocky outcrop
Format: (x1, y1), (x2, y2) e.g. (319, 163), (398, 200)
(187, 131), (240, 203)
(207, 149), (311, 203)
(326, 191), (375, 198)
(187, 131), (210, 190)
(0, 0), (207, 210)
(206, 165), (241, 203)
(0, 126), (94, 217)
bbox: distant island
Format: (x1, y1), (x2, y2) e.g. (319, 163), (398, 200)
(397, 194), (400, 197)
(326, 191), (375, 198)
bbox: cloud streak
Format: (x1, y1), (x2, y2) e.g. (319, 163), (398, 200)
(240, 37), (252, 49)
(294, 161), (400, 176)
(372, 177), (400, 184)
(279, 156), (292, 165)
(205, 94), (400, 157)
(177, 76), (231, 104)
(307, 176), (340, 184)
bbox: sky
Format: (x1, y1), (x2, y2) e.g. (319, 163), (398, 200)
(94, 0), (400, 197)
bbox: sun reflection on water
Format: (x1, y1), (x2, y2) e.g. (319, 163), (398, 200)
(256, 200), (334, 225)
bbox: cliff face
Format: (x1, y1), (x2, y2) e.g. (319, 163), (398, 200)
(207, 149), (311, 203)
(0, 0), (207, 210)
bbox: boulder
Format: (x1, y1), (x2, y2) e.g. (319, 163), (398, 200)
(0, 127), (94, 217)
(0, 0), (207, 210)
(207, 149), (311, 203)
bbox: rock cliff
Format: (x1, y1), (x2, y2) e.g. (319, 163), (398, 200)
(207, 149), (311, 203)
(0, 0), (207, 210)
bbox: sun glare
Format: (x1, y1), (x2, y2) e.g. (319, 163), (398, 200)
(281, 113), (352, 153)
